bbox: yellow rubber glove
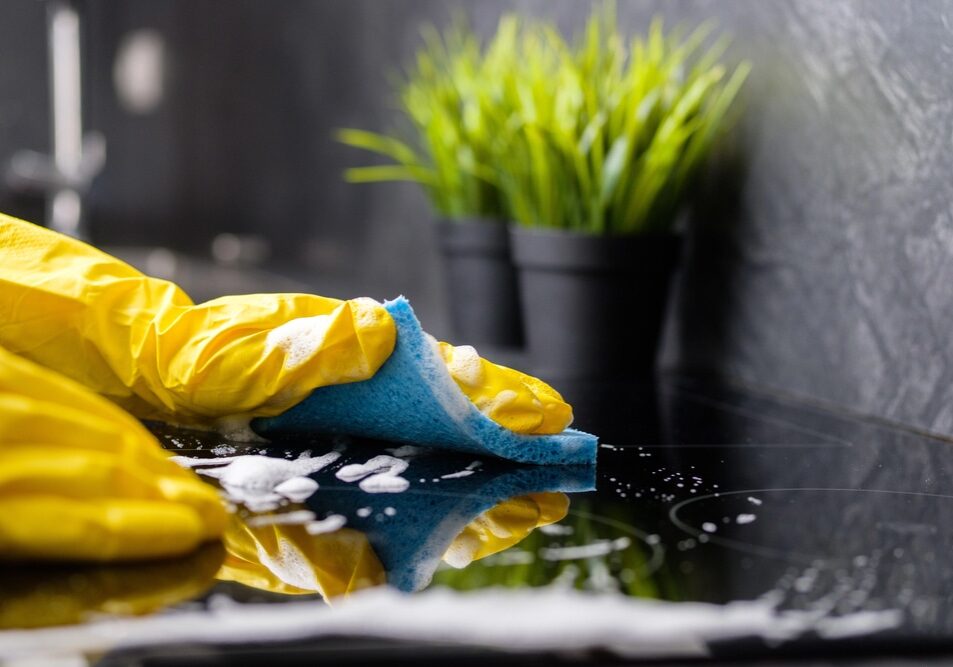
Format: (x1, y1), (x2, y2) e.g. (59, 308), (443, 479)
(442, 492), (569, 568)
(0, 345), (226, 561)
(0, 213), (395, 425)
(0, 543), (223, 629)
(439, 343), (573, 435)
(0, 212), (569, 434)
(217, 514), (385, 599)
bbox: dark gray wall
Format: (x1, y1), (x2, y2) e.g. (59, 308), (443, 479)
(2, 1), (953, 437)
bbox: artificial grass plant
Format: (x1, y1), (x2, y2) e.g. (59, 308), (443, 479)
(336, 18), (519, 220)
(337, 3), (749, 234)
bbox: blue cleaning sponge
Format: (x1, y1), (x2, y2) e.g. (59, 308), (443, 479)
(253, 297), (598, 465)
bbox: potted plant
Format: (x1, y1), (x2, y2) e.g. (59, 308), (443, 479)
(337, 20), (524, 347)
(494, 7), (750, 380)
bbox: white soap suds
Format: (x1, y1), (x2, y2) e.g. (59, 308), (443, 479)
(211, 444), (238, 456)
(747, 496), (763, 506)
(538, 524), (574, 536)
(264, 314), (333, 371)
(480, 389), (518, 421)
(442, 533), (481, 569)
(0, 587), (902, 662)
(736, 514), (757, 525)
(350, 297), (385, 329)
(702, 522), (718, 533)
(539, 537), (632, 562)
(305, 514), (347, 535)
(356, 507), (372, 518)
(359, 474), (410, 493)
(172, 450), (339, 512)
(336, 455), (408, 482)
(246, 510), (316, 528)
(384, 507), (397, 516)
(444, 345), (484, 387)
(336, 455), (411, 494)
(273, 477), (319, 503)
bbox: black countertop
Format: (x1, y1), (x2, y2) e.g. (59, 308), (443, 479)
(4, 374), (953, 665)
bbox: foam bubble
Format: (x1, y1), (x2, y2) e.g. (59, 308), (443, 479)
(265, 314), (333, 371)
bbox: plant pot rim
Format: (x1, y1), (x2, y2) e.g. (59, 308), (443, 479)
(436, 216), (508, 226)
(509, 226), (682, 271)
(436, 217), (511, 256)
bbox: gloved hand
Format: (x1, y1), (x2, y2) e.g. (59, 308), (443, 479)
(0, 213), (570, 434)
(217, 494), (566, 598)
(0, 344), (226, 561)
(443, 492), (569, 568)
(217, 514), (385, 599)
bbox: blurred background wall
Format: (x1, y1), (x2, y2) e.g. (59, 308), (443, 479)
(2, 0), (953, 436)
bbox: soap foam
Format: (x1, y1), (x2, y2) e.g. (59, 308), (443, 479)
(172, 451), (339, 511)
(305, 514), (348, 535)
(0, 586), (902, 661)
(335, 455), (408, 482)
(265, 314), (333, 371)
(444, 345), (484, 388)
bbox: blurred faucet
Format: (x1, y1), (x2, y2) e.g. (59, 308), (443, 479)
(5, 0), (105, 239)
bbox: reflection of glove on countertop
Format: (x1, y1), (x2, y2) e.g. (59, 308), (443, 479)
(0, 345), (226, 561)
(217, 515), (385, 599)
(0, 544), (224, 629)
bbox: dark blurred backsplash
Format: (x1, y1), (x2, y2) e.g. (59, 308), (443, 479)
(2, 0), (953, 437)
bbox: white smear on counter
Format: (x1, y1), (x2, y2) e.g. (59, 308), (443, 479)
(539, 537), (632, 561)
(736, 514), (757, 525)
(305, 514), (347, 535)
(336, 455), (410, 494)
(385, 445), (428, 458)
(246, 510), (316, 528)
(172, 450), (339, 512)
(538, 524), (574, 536)
(0, 586), (902, 662)
(441, 470), (475, 480)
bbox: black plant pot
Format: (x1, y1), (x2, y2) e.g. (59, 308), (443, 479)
(510, 227), (682, 381)
(436, 218), (523, 347)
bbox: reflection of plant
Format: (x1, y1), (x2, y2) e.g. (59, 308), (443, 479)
(431, 498), (682, 600)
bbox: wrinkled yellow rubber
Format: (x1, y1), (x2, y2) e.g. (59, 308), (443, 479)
(0, 544), (224, 629)
(439, 343), (573, 435)
(217, 514), (385, 599)
(0, 213), (568, 436)
(0, 213), (396, 424)
(0, 345), (226, 561)
(443, 492), (570, 568)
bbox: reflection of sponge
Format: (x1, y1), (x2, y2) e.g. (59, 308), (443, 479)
(253, 297), (598, 466)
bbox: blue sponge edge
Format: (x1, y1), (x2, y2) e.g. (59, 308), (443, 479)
(253, 297), (598, 466)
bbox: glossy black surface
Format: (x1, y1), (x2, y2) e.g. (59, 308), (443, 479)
(4, 375), (953, 664)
